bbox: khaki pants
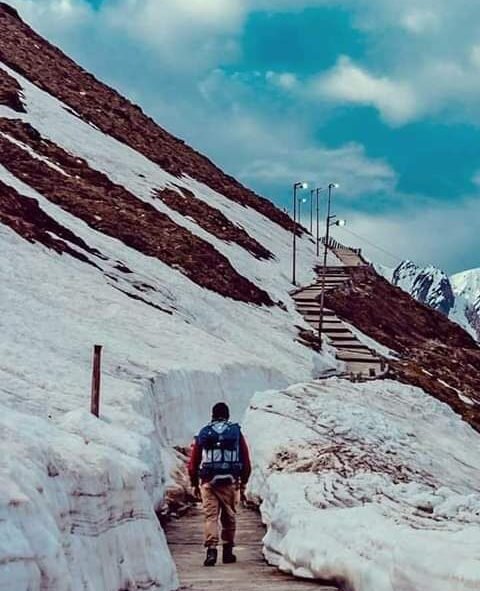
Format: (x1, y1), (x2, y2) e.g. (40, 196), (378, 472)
(201, 482), (238, 548)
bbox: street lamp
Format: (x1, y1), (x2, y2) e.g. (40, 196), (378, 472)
(292, 181), (308, 285)
(314, 187), (327, 256)
(309, 189), (315, 234)
(318, 182), (340, 349)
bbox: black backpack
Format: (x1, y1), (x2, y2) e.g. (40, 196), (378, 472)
(197, 421), (243, 481)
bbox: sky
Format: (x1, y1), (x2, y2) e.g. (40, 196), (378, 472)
(7, 0), (480, 274)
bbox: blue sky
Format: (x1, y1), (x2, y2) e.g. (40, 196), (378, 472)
(9, 0), (480, 273)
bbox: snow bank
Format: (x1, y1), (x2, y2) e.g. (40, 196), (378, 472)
(244, 379), (480, 591)
(0, 407), (176, 591)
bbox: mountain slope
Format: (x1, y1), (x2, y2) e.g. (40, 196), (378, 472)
(382, 259), (479, 341)
(391, 260), (454, 315)
(0, 3), (294, 233)
(0, 4), (341, 590)
(324, 266), (480, 431)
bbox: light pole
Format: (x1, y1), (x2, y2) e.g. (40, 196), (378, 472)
(309, 189), (315, 234)
(315, 187), (326, 256)
(318, 183), (341, 349)
(292, 181), (308, 285)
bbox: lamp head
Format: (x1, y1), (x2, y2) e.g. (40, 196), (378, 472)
(336, 219), (346, 227)
(329, 183), (339, 189)
(295, 181), (308, 190)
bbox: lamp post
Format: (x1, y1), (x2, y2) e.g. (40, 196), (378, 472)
(315, 187), (326, 256)
(309, 189), (315, 234)
(292, 181), (308, 285)
(318, 183), (341, 349)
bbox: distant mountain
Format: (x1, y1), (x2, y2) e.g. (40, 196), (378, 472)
(392, 260), (455, 316)
(376, 260), (479, 341)
(451, 268), (480, 338)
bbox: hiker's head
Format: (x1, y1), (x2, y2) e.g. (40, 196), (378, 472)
(212, 402), (230, 421)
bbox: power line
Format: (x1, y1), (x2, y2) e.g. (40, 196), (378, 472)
(336, 226), (403, 264)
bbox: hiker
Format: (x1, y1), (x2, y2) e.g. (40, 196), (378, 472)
(188, 402), (251, 567)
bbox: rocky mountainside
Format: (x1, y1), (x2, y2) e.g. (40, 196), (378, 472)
(391, 260), (455, 315)
(378, 259), (479, 341)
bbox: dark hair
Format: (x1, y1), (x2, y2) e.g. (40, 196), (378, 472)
(212, 402), (230, 421)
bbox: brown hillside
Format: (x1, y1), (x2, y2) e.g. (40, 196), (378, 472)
(324, 266), (480, 432)
(0, 65), (24, 112)
(0, 3), (295, 234)
(0, 178), (99, 265)
(0, 118), (273, 305)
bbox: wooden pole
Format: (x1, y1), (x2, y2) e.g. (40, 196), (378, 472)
(90, 345), (102, 417)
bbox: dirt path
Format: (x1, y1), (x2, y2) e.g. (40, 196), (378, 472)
(165, 505), (338, 591)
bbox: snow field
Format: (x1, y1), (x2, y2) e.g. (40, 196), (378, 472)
(244, 378), (480, 591)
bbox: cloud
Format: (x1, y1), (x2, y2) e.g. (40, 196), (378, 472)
(240, 141), (397, 198)
(338, 195), (480, 274)
(100, 0), (246, 70)
(8, 0), (93, 30)
(266, 71), (298, 91)
(401, 9), (439, 34)
(311, 56), (419, 125)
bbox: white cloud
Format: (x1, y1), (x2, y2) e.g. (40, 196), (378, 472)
(240, 141), (397, 198)
(266, 71), (298, 90)
(8, 0), (92, 30)
(402, 9), (439, 34)
(339, 195), (480, 274)
(101, 0), (246, 70)
(312, 56), (419, 125)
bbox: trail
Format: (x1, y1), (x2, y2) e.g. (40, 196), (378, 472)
(165, 505), (338, 591)
(294, 240), (388, 378)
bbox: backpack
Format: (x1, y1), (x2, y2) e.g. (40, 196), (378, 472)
(197, 420), (243, 483)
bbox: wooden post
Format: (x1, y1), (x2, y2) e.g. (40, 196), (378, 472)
(90, 345), (102, 417)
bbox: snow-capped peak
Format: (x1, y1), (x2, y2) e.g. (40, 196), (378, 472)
(392, 260), (455, 315)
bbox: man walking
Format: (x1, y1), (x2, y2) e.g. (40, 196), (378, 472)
(188, 402), (251, 567)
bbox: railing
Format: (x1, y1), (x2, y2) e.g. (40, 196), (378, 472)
(319, 235), (362, 255)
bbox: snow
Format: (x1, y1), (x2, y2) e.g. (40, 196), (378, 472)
(244, 378), (480, 591)
(373, 262), (393, 282)
(380, 259), (478, 341)
(341, 321), (399, 359)
(451, 267), (480, 307)
(0, 61), (341, 590)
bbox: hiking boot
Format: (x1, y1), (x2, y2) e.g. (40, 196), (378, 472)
(222, 543), (237, 564)
(203, 547), (217, 567)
